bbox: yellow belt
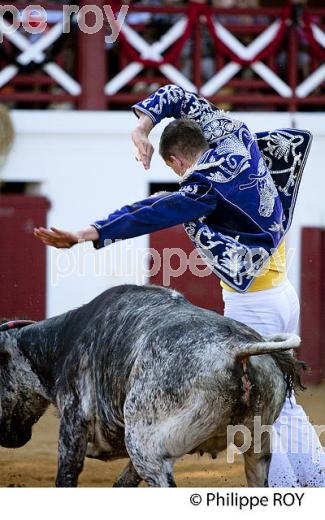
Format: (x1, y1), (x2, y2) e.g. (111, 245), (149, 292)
(220, 241), (287, 293)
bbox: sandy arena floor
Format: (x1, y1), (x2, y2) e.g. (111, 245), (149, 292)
(0, 384), (324, 487)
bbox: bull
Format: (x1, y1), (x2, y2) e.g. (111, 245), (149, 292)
(0, 284), (304, 487)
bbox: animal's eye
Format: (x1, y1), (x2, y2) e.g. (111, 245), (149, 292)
(0, 341), (11, 364)
(0, 352), (10, 365)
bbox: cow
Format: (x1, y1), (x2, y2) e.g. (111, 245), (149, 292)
(0, 284), (304, 487)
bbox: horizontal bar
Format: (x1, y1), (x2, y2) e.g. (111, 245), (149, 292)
(1, 92), (325, 107)
(0, 92), (77, 102)
(11, 75), (55, 86)
(104, 94), (325, 105)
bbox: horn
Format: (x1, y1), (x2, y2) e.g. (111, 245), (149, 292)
(0, 320), (36, 332)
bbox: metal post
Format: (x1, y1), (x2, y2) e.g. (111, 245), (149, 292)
(193, 12), (202, 93)
(289, 14), (298, 113)
(300, 227), (325, 384)
(77, 0), (107, 110)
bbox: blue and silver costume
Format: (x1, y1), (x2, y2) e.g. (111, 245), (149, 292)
(92, 85), (312, 292)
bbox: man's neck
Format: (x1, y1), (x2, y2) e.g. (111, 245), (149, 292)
(186, 148), (209, 170)
(181, 148), (209, 180)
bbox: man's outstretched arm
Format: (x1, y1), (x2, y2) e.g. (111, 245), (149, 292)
(34, 179), (217, 249)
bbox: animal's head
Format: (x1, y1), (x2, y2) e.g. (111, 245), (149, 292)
(0, 333), (48, 448)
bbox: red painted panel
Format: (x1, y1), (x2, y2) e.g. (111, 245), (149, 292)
(0, 195), (50, 321)
(321, 232), (325, 377)
(149, 225), (224, 313)
(77, 0), (106, 110)
(300, 227), (325, 384)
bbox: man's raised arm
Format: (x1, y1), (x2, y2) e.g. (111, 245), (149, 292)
(132, 84), (215, 127)
(132, 84), (217, 170)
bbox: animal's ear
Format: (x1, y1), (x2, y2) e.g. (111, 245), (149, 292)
(0, 339), (12, 364)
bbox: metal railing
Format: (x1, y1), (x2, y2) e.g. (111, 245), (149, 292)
(0, 1), (325, 110)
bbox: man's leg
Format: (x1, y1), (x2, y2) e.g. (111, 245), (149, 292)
(269, 281), (325, 486)
(223, 280), (325, 487)
(273, 395), (325, 486)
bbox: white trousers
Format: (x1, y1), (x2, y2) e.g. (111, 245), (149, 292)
(223, 279), (325, 487)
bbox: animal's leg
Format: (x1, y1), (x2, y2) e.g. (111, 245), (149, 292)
(56, 401), (88, 487)
(243, 448), (271, 487)
(125, 429), (176, 487)
(113, 461), (143, 487)
(129, 453), (176, 488)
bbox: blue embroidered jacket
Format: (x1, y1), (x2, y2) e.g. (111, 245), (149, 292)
(92, 85), (312, 292)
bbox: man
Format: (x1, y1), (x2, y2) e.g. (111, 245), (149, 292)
(35, 84), (325, 487)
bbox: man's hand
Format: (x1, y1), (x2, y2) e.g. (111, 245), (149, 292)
(34, 226), (99, 248)
(132, 113), (154, 170)
(34, 227), (80, 248)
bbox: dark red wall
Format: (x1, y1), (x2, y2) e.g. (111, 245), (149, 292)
(300, 227), (325, 384)
(149, 225), (224, 314)
(0, 195), (50, 321)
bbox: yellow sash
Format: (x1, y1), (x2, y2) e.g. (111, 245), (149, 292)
(220, 241), (286, 293)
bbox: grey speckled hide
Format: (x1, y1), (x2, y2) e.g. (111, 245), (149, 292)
(0, 284), (303, 487)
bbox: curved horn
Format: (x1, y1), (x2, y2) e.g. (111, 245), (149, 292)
(0, 320), (36, 332)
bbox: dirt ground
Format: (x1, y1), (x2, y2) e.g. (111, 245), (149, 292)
(0, 384), (324, 488)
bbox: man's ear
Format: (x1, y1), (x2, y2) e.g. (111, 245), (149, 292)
(169, 155), (182, 167)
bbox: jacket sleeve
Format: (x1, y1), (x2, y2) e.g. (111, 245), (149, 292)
(132, 84), (217, 128)
(91, 177), (217, 249)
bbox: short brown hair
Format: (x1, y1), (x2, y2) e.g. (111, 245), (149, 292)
(159, 119), (208, 162)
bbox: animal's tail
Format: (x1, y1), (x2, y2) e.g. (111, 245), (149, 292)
(234, 333), (300, 360)
(233, 333), (306, 397)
